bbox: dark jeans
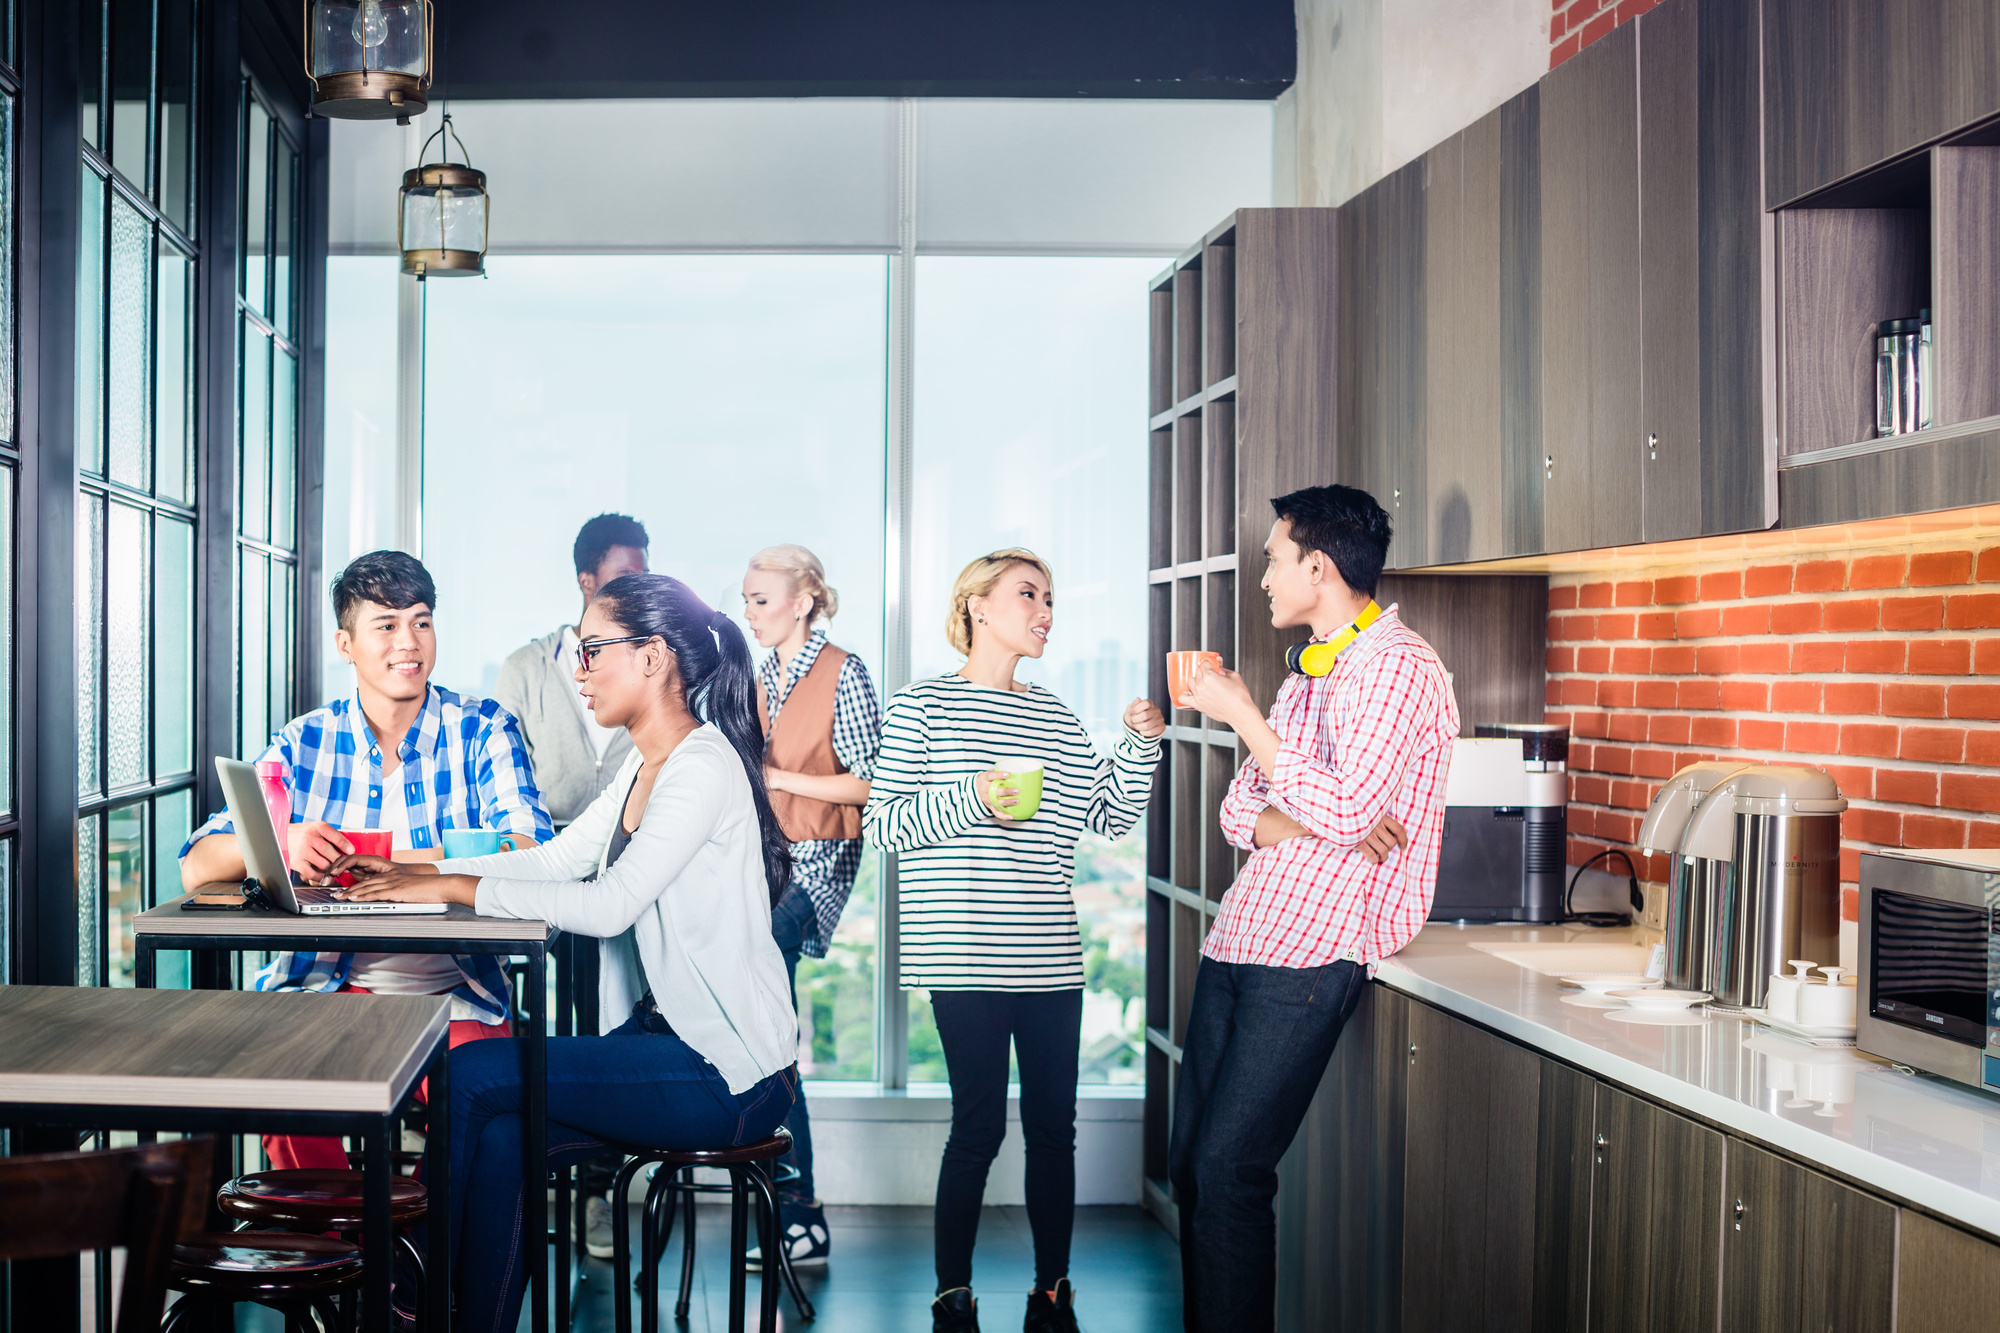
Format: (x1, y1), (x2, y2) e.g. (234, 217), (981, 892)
(932, 987), (1082, 1292)
(771, 884), (817, 1204)
(441, 1009), (797, 1333)
(1169, 957), (1366, 1333)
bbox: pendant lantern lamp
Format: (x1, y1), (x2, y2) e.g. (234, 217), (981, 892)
(399, 116), (487, 279)
(304, 0), (433, 122)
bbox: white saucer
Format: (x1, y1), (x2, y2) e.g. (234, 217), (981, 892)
(1562, 974), (1663, 994)
(1560, 992), (1628, 1010)
(1611, 988), (1711, 1011)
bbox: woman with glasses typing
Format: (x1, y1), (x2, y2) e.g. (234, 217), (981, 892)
(332, 573), (799, 1333)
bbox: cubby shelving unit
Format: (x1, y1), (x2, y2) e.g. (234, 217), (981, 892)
(1143, 209), (1340, 1225)
(1776, 138), (2000, 464)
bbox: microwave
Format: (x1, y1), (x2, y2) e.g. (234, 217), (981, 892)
(1856, 849), (2000, 1094)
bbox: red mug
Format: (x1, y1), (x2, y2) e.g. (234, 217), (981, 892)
(334, 829), (394, 886)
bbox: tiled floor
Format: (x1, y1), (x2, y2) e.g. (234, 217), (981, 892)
(234, 1203), (1182, 1331)
(561, 1204), (1183, 1333)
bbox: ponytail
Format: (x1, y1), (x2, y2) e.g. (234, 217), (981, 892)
(593, 575), (792, 906)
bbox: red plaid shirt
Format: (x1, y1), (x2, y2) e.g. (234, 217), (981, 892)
(1206, 606), (1459, 971)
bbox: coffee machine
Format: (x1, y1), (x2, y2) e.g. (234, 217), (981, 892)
(1430, 725), (1569, 924)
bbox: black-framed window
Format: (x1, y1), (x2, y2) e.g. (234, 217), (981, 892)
(76, 0), (199, 990)
(235, 76), (301, 764)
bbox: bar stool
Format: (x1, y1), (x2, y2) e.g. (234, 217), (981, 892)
(158, 1231), (364, 1333)
(635, 1160), (817, 1326)
(215, 1167), (430, 1324)
(607, 1131), (811, 1333)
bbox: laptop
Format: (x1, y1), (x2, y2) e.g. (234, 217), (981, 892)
(215, 756), (449, 915)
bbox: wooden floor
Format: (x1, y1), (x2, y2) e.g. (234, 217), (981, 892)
(237, 1204), (1183, 1332)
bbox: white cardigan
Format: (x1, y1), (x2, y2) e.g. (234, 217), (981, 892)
(438, 725), (797, 1095)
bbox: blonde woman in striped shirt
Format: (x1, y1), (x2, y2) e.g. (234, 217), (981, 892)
(864, 548), (1165, 1333)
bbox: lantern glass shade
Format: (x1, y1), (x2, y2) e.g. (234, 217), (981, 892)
(399, 165), (488, 277)
(311, 0), (425, 76)
(307, 0), (430, 120)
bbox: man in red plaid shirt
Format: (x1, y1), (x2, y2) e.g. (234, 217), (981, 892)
(1173, 484), (1458, 1333)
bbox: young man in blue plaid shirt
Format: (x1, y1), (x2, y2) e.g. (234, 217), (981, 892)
(180, 550), (552, 1170)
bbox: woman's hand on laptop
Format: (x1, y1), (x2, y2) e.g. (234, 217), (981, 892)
(331, 858), (478, 906)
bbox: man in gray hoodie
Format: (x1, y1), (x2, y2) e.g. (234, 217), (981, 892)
(493, 511), (648, 1257)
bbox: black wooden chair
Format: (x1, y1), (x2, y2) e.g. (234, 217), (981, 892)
(0, 1136), (209, 1333)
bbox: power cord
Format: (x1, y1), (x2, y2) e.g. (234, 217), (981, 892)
(1564, 848), (1644, 928)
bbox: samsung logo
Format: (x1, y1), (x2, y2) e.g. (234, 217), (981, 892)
(1927, 1014), (1946, 1025)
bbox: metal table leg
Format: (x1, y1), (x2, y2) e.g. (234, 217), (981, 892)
(528, 946), (549, 1333)
(429, 1029), (453, 1333)
(365, 1115), (394, 1332)
(554, 934), (573, 1331)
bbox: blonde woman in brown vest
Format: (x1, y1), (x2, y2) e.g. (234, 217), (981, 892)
(741, 542), (883, 1270)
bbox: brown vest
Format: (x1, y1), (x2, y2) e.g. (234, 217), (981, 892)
(763, 645), (864, 843)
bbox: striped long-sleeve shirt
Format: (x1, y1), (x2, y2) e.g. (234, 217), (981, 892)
(864, 674), (1161, 991)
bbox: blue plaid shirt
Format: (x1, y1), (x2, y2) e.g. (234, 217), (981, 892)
(183, 684), (555, 1023)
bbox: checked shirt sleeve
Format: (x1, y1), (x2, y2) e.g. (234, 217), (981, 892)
(862, 690), (988, 852)
(1267, 647), (1445, 847)
(473, 705), (556, 842)
(830, 653), (884, 782)
(1217, 750), (1272, 853)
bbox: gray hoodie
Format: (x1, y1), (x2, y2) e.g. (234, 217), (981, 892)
(493, 627), (636, 824)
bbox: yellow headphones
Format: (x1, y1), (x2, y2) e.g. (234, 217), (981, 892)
(1285, 601), (1383, 676)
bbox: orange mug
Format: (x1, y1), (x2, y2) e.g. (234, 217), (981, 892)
(334, 829), (393, 886)
(1167, 650), (1224, 708)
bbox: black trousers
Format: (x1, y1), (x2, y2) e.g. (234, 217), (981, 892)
(931, 987), (1083, 1292)
(1169, 957), (1366, 1333)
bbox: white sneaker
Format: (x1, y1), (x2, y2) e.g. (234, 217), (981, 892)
(583, 1195), (616, 1260)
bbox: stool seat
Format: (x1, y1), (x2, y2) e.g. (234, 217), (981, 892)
(606, 1132), (792, 1168)
(169, 1232), (364, 1298)
(218, 1168), (428, 1232)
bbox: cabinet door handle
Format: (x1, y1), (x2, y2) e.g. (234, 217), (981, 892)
(1595, 1134), (1608, 1148)
(1733, 1198), (1745, 1231)
(1408, 1042), (1418, 1065)
(1647, 432), (1659, 461)
(1544, 454), (1554, 481)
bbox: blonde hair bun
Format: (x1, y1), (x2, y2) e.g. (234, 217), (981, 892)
(748, 544), (839, 623)
(946, 548), (1053, 656)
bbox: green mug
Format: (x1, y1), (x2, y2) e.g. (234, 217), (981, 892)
(440, 829), (522, 858)
(987, 757), (1045, 821)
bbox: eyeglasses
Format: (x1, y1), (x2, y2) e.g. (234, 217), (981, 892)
(577, 635), (654, 671)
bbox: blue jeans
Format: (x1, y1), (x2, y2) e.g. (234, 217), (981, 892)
(1169, 958), (1366, 1333)
(771, 884), (817, 1203)
(441, 1010), (797, 1333)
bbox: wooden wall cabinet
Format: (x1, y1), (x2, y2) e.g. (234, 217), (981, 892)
(1762, 0), (2000, 210)
(1537, 0), (1772, 554)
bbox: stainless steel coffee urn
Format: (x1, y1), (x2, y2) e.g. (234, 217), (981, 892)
(1639, 762), (1753, 992)
(1675, 765), (1846, 1010)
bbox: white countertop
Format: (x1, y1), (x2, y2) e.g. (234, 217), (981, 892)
(1379, 923), (2000, 1241)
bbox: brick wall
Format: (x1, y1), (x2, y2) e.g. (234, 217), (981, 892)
(1550, 0), (1664, 69)
(1546, 543), (2000, 934)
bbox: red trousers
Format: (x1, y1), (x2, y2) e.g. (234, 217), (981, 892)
(261, 981), (512, 1173)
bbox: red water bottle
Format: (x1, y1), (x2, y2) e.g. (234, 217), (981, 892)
(255, 759), (292, 874)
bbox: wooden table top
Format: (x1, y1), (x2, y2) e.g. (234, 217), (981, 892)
(0, 985), (448, 1113)
(135, 890), (557, 943)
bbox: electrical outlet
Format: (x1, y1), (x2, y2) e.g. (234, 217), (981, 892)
(1638, 879), (1668, 933)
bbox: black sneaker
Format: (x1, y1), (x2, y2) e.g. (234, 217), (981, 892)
(1024, 1279), (1080, 1333)
(933, 1286), (981, 1332)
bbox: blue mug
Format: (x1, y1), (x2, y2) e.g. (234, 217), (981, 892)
(440, 829), (522, 858)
